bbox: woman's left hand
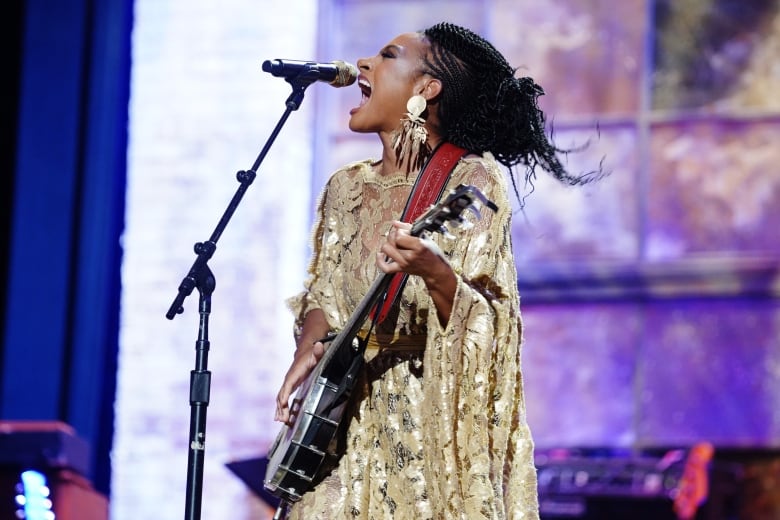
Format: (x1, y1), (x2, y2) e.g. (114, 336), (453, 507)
(377, 220), (457, 325)
(376, 221), (447, 278)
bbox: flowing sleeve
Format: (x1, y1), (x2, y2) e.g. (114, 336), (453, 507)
(285, 180), (331, 338)
(285, 162), (367, 338)
(422, 156), (539, 518)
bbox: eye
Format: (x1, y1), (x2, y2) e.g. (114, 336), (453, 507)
(379, 46), (397, 59)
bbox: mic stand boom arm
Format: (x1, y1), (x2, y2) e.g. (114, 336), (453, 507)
(165, 71), (319, 520)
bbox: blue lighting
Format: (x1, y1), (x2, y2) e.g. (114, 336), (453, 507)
(17, 470), (55, 520)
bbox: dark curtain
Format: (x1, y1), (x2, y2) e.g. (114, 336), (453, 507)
(0, 0), (132, 496)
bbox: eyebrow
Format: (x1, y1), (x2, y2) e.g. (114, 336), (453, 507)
(380, 44), (403, 54)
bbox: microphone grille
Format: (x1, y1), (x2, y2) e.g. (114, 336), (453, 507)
(331, 60), (358, 87)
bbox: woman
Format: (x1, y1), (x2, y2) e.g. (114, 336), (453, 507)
(274, 22), (594, 519)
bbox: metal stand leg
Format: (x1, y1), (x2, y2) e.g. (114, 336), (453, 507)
(272, 501), (290, 520)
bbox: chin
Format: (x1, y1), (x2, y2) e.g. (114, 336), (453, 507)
(347, 115), (373, 134)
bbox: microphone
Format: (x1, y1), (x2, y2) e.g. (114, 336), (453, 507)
(262, 59), (358, 87)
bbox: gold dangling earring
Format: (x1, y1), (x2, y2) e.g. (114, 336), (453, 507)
(392, 94), (432, 175)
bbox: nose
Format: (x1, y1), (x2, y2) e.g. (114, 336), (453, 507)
(357, 57), (370, 71)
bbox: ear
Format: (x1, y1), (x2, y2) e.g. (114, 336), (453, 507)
(419, 77), (442, 102)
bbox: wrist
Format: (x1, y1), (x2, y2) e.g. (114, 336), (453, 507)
(422, 260), (456, 291)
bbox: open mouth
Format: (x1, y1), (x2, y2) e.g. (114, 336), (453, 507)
(358, 77), (371, 106)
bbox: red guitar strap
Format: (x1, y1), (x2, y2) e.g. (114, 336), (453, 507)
(372, 142), (467, 324)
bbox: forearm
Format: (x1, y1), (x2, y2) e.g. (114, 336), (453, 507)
(277, 308), (331, 423)
(422, 259), (458, 327)
(295, 308), (331, 354)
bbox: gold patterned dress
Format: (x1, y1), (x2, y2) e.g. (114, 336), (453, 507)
(286, 152), (539, 519)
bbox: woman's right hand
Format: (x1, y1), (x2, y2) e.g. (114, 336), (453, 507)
(275, 309), (331, 425)
(274, 339), (327, 424)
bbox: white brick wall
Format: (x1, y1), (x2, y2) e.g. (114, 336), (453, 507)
(115, 1), (317, 518)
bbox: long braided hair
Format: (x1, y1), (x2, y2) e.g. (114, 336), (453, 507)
(421, 22), (602, 196)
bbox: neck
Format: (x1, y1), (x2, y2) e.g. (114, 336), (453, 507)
(376, 130), (442, 176)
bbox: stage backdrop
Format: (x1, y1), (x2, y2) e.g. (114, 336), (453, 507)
(311, 0), (780, 448)
(113, 0), (317, 518)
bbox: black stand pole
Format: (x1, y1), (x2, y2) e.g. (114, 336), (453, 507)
(183, 264), (214, 520)
(165, 72), (318, 520)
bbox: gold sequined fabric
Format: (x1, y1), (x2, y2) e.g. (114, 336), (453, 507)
(285, 153), (539, 519)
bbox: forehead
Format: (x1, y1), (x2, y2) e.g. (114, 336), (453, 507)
(384, 32), (429, 56)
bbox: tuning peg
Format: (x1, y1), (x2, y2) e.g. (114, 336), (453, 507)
(437, 224), (456, 240)
(457, 219), (474, 231)
(466, 204), (482, 220)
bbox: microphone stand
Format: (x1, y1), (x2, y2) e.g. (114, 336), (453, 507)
(165, 70), (320, 520)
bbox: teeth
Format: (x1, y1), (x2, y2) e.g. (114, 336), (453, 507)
(357, 77), (371, 108)
(358, 78), (371, 98)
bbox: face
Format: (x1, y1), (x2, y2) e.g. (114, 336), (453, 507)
(349, 32), (430, 135)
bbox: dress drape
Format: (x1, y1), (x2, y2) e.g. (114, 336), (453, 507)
(285, 153), (539, 519)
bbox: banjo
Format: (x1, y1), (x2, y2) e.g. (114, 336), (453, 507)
(264, 184), (498, 504)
